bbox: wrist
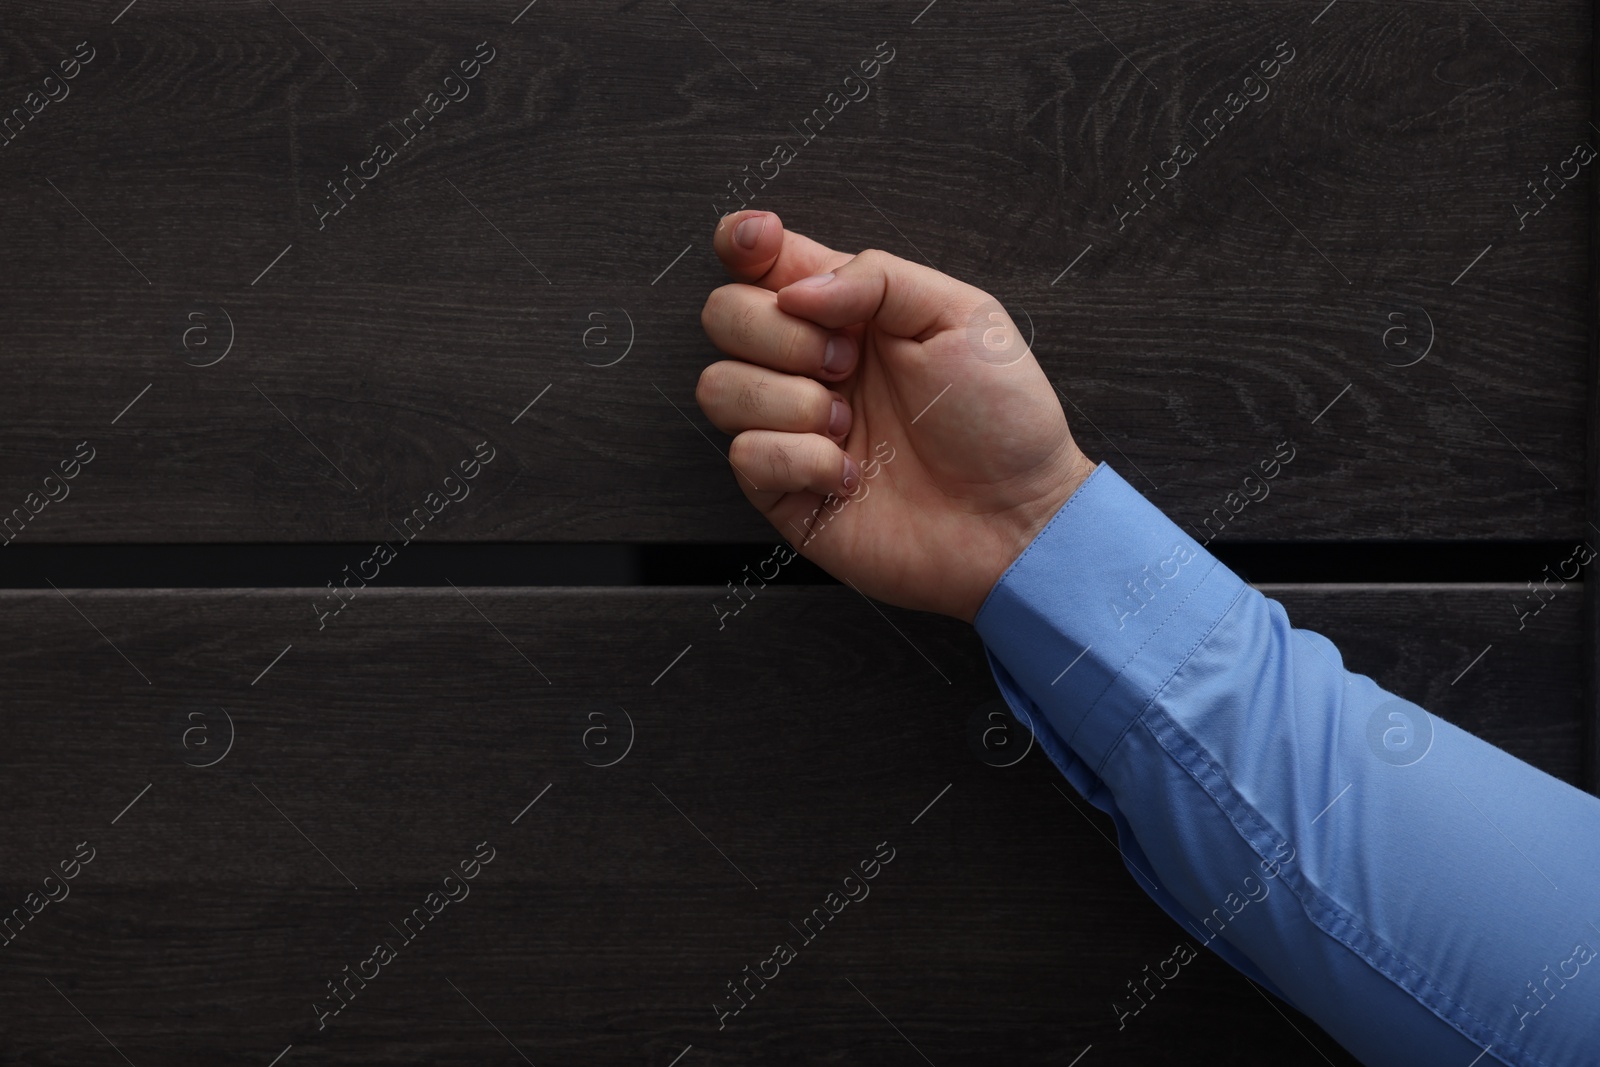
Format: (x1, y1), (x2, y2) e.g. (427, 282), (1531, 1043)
(959, 449), (1098, 625)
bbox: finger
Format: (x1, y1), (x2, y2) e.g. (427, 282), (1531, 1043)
(696, 360), (851, 443)
(701, 283), (859, 380)
(728, 428), (858, 504)
(775, 247), (988, 337)
(713, 210), (856, 291)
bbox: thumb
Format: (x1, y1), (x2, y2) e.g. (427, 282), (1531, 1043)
(774, 248), (988, 337)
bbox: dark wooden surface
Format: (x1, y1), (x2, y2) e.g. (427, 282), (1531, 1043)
(1586, 0), (1600, 799)
(0, 1), (1588, 542)
(0, 2), (1593, 1065)
(0, 585), (1583, 1065)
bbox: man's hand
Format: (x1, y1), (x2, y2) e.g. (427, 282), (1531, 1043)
(697, 210), (1096, 624)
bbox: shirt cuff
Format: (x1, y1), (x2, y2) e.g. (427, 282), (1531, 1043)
(973, 461), (1248, 780)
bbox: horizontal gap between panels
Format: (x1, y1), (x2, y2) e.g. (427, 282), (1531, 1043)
(0, 542), (1585, 589)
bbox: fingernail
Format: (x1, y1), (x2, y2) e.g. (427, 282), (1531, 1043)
(823, 334), (855, 374)
(842, 453), (860, 492)
(794, 272), (835, 287)
(733, 213), (768, 249)
(828, 398), (850, 437)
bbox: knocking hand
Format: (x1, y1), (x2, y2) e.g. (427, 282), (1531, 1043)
(697, 210), (1096, 624)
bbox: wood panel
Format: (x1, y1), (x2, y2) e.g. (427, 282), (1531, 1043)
(1585, 0), (1600, 796)
(0, 1), (1588, 542)
(0, 584), (1581, 1065)
(0, 1), (1591, 1064)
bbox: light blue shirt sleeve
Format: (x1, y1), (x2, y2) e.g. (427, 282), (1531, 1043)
(973, 462), (1600, 1067)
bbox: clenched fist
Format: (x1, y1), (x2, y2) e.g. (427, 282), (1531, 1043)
(697, 210), (1096, 624)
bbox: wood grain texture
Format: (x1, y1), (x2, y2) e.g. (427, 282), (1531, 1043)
(1586, 0), (1600, 796)
(0, 1), (1588, 542)
(0, 584), (1580, 1065)
(0, 1), (1591, 1063)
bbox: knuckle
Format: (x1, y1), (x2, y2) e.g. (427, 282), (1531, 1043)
(733, 301), (762, 348)
(771, 439), (796, 476)
(735, 377), (768, 416)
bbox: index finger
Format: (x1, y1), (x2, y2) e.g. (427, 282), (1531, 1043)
(713, 210), (856, 292)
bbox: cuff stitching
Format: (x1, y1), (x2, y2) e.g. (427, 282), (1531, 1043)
(1072, 556), (1238, 772)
